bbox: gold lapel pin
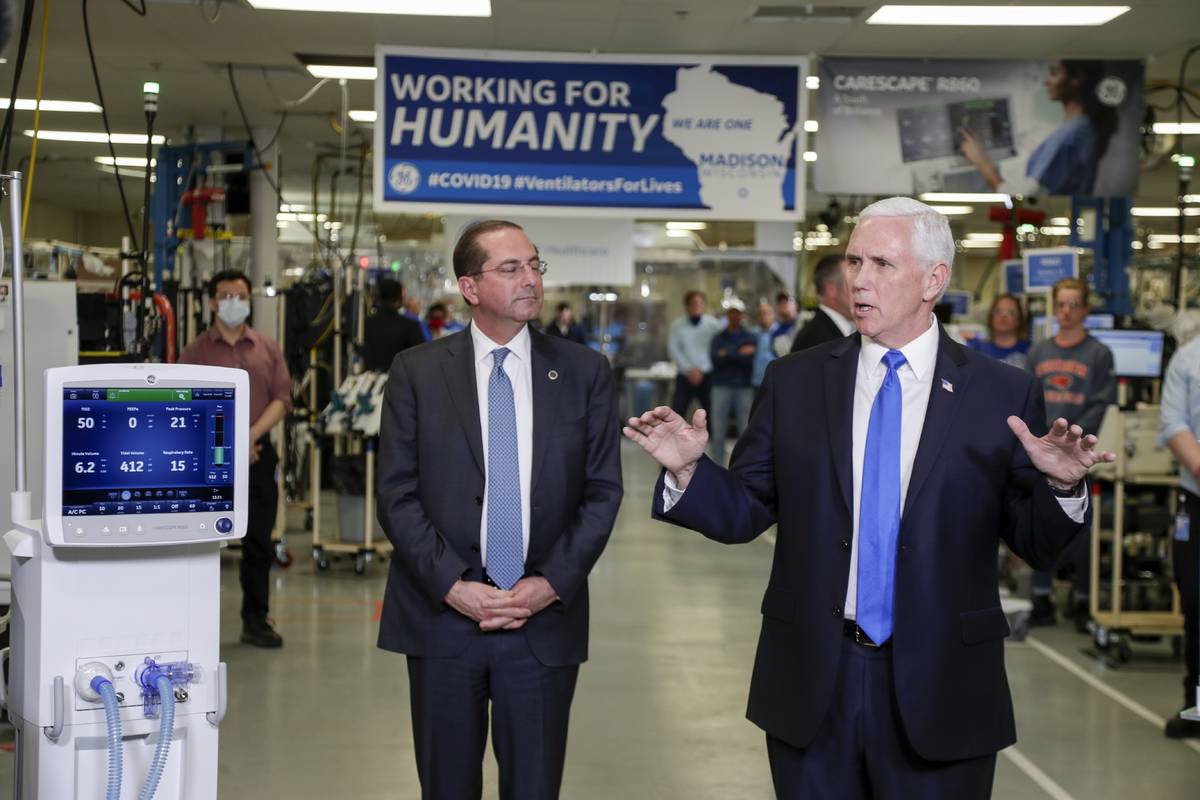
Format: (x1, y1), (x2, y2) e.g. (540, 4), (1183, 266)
(548, 370), (559, 381)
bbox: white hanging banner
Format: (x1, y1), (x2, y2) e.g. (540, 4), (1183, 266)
(444, 215), (634, 287)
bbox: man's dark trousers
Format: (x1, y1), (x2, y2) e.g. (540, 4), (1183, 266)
(242, 438), (278, 624)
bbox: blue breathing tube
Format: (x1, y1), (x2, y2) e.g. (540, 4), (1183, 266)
(92, 677), (123, 800)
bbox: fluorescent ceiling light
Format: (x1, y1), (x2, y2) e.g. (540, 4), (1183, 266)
(960, 240), (999, 249)
(1040, 226), (1072, 236)
(867, 5), (1129, 26)
(277, 212), (327, 223)
(24, 129), (164, 144)
(306, 65), (377, 81)
(929, 205), (973, 216)
(965, 232), (1004, 242)
(803, 120), (819, 133)
(1131, 207), (1200, 217)
(803, 151), (818, 162)
(94, 156), (156, 167)
(1152, 122), (1200, 135)
(666, 229), (696, 238)
(349, 109), (377, 123)
(805, 76), (820, 90)
(1148, 234), (1200, 244)
(248, 0), (490, 15)
(920, 192), (1009, 203)
(1131, 241), (1144, 249)
(0, 99), (101, 113)
(96, 164), (154, 182)
(279, 203), (308, 213)
(1049, 217), (1071, 226)
(665, 221), (706, 230)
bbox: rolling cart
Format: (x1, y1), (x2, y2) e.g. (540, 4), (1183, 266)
(1087, 405), (1185, 666)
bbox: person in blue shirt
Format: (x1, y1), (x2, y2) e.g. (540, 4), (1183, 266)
(770, 292), (800, 356)
(668, 291), (723, 431)
(403, 297), (432, 342)
(1158, 337), (1200, 739)
(961, 60), (1117, 197)
(966, 293), (1030, 370)
(751, 301), (777, 389)
(708, 299), (757, 464)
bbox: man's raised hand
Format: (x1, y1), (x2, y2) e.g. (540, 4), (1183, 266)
(623, 406), (708, 489)
(1007, 416), (1116, 490)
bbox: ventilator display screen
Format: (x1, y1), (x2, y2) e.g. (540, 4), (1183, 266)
(60, 387), (236, 516)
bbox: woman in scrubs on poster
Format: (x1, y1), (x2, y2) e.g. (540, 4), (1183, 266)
(960, 60), (1117, 196)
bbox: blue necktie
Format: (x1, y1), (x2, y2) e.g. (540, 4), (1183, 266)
(856, 349), (907, 645)
(486, 347), (524, 590)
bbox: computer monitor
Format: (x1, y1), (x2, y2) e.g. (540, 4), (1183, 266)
(43, 364), (249, 547)
(897, 98), (1015, 163)
(1089, 330), (1166, 379)
(942, 290), (970, 317)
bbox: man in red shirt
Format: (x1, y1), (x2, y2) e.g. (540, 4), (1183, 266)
(180, 269), (293, 648)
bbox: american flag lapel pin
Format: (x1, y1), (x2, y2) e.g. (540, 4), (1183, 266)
(941, 378), (954, 393)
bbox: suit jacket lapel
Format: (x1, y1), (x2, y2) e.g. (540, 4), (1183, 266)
(902, 326), (969, 519)
(441, 331), (484, 476)
(825, 334), (860, 517)
(530, 329), (559, 496)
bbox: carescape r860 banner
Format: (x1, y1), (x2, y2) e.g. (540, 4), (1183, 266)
(374, 46), (807, 220)
(814, 57), (1144, 198)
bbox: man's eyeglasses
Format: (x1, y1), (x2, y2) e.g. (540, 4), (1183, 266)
(471, 258), (548, 279)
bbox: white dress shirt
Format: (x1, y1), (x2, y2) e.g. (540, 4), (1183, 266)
(471, 322), (534, 565)
(664, 316), (1087, 620)
(819, 304), (857, 337)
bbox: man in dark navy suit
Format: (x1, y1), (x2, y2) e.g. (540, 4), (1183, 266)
(790, 253), (855, 354)
(376, 220), (623, 799)
(624, 197), (1114, 799)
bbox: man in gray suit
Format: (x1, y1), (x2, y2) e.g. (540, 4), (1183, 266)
(376, 219), (623, 799)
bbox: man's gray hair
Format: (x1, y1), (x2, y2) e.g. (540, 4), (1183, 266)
(856, 196), (955, 300)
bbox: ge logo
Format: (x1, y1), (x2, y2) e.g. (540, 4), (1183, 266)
(388, 162), (421, 195)
(1095, 77), (1127, 108)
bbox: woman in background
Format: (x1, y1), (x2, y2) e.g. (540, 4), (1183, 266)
(968, 293), (1030, 370)
(961, 60), (1117, 196)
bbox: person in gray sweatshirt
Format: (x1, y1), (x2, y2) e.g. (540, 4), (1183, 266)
(1026, 277), (1117, 628)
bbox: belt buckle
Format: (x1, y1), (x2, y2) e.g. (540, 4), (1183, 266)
(854, 625), (878, 648)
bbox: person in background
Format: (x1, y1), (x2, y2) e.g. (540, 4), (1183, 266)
(427, 299), (463, 338)
(404, 297), (432, 342)
(1158, 338), (1200, 739)
(1026, 277), (1116, 628)
(791, 254), (855, 353)
(363, 279), (428, 372)
(752, 301), (778, 389)
(1157, 337), (1200, 739)
(544, 302), (587, 345)
(668, 290), (722, 427)
(967, 294), (1030, 370)
(771, 292), (800, 356)
(708, 299), (757, 464)
(180, 269), (292, 649)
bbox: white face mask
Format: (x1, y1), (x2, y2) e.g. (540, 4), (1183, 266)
(217, 297), (251, 327)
